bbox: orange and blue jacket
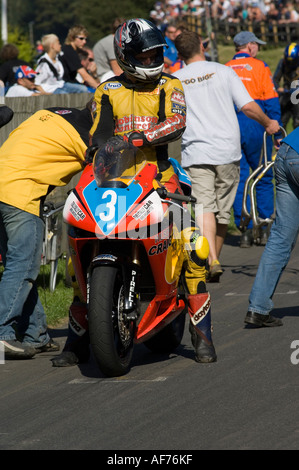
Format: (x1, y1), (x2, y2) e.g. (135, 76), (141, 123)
(226, 52), (282, 129)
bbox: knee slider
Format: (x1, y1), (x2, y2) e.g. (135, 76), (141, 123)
(190, 232), (209, 266)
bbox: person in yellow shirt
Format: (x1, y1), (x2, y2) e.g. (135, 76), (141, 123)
(0, 105), (92, 359)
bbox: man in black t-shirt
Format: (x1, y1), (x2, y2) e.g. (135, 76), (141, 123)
(60, 25), (99, 90)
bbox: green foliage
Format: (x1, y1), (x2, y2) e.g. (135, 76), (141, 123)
(0, 258), (72, 326)
(32, 0), (79, 44)
(74, 0), (155, 44)
(0, 27), (35, 66)
(37, 258), (73, 326)
(3, 0), (156, 47)
(7, 28), (35, 64)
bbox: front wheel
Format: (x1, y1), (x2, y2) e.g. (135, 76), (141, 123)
(88, 265), (135, 377)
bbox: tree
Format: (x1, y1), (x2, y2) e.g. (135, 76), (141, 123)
(74, 0), (155, 43)
(0, 27), (35, 65)
(4, 0), (156, 46)
(8, 28), (35, 63)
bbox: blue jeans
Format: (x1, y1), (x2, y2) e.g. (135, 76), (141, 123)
(0, 203), (50, 346)
(248, 142), (299, 315)
(53, 82), (89, 94)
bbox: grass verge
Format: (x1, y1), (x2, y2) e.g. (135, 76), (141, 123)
(0, 257), (72, 327)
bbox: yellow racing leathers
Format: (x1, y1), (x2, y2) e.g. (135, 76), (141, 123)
(90, 72), (185, 183)
(89, 72), (207, 295)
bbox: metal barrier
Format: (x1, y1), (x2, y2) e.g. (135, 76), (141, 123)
(186, 16), (299, 45)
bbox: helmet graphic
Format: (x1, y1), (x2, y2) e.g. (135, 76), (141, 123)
(284, 43), (299, 63)
(114, 18), (167, 82)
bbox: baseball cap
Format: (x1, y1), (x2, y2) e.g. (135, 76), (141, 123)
(233, 31), (266, 46)
(15, 65), (37, 80)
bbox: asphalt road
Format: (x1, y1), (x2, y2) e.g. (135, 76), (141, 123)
(1, 233), (299, 451)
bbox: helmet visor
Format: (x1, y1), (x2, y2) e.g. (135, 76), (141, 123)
(128, 47), (164, 71)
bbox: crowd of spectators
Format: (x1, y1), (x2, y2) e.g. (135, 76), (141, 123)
(0, 25), (100, 98)
(0, 1), (298, 98)
(150, 0), (299, 27)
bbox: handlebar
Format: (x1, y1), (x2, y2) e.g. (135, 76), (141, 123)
(261, 126), (287, 165)
(43, 201), (65, 218)
(156, 187), (196, 204)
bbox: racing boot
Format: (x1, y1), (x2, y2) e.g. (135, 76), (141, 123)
(51, 300), (90, 367)
(188, 292), (217, 363)
(181, 227), (216, 362)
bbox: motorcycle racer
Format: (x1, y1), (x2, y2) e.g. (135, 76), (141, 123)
(53, 19), (216, 368)
(273, 42), (299, 130)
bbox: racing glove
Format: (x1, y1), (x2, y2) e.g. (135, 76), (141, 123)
(104, 135), (131, 155)
(85, 136), (132, 166)
(84, 145), (99, 165)
(93, 136), (132, 177)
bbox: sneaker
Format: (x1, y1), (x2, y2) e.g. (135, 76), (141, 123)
(260, 229), (268, 246)
(207, 260), (223, 282)
(35, 339), (60, 353)
(0, 340), (36, 359)
(240, 229), (253, 248)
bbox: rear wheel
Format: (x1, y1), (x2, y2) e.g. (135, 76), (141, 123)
(88, 265), (135, 377)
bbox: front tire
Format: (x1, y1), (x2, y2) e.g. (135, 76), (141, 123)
(89, 265), (135, 377)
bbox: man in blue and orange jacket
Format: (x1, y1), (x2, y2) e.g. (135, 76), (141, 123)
(226, 31), (282, 247)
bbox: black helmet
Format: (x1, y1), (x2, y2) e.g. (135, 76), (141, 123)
(114, 18), (167, 82)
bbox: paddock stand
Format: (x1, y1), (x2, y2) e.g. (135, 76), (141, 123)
(239, 127), (287, 245)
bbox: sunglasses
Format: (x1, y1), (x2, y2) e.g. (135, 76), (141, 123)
(76, 36), (87, 41)
(88, 58), (94, 62)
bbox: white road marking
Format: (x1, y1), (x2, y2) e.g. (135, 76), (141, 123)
(225, 290), (298, 296)
(69, 376), (167, 384)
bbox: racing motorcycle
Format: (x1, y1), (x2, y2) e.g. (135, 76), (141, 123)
(63, 142), (196, 377)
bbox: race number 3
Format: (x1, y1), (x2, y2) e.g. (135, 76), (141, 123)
(99, 190), (117, 221)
